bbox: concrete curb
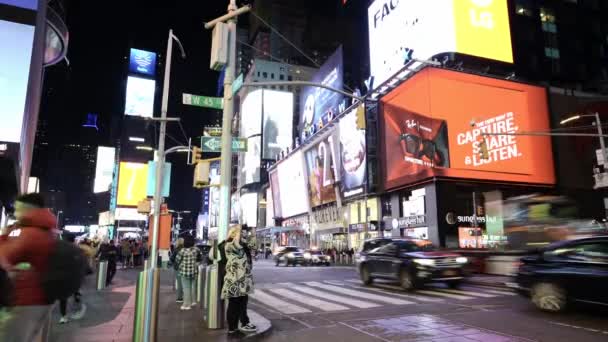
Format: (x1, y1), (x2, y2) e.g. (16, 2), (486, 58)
(243, 309), (272, 340)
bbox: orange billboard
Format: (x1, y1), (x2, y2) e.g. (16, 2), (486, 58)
(380, 68), (555, 190)
(117, 162), (149, 206)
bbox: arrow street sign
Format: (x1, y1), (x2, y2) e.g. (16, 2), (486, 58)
(201, 136), (248, 152)
(232, 73), (244, 95)
(182, 93), (223, 110)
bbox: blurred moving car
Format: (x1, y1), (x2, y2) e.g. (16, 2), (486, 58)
(273, 246), (306, 267)
(510, 236), (608, 312)
(304, 250), (331, 266)
(354, 238), (393, 267)
(357, 239), (468, 290)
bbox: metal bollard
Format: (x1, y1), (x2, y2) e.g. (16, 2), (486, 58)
(203, 264), (225, 329)
(96, 261), (108, 290)
(132, 268), (160, 342)
(197, 264), (206, 304)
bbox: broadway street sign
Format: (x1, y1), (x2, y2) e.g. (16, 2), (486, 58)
(201, 136), (247, 152)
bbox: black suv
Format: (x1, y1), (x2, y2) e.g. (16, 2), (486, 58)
(355, 238), (393, 266)
(510, 236), (608, 312)
(274, 246), (306, 266)
(358, 239), (468, 290)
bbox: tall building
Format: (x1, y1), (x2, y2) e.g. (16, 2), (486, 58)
(510, 0), (608, 94)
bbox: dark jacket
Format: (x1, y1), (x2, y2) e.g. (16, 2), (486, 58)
(0, 209), (57, 306)
(171, 246), (183, 271)
(97, 243), (118, 263)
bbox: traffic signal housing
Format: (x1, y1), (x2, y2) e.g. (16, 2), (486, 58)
(191, 146), (202, 165)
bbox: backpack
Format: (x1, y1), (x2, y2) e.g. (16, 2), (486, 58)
(42, 240), (88, 302)
(0, 268), (12, 307)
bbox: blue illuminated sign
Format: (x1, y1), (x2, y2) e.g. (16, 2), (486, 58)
(129, 48), (156, 76)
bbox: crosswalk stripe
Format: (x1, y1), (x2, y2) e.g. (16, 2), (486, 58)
(291, 285), (380, 309)
(415, 289), (474, 300)
(471, 288), (516, 296)
(324, 280), (345, 286)
(305, 282), (414, 305)
(349, 283), (444, 303)
(250, 289), (311, 314)
(436, 288), (496, 298)
(268, 288), (349, 311)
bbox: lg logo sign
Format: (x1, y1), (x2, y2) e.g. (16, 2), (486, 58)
(470, 0), (495, 29)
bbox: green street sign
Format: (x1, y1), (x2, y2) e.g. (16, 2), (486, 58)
(201, 137), (248, 153)
(232, 73), (244, 95)
(182, 93), (223, 110)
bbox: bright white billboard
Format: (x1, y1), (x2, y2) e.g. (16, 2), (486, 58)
(115, 207), (148, 221)
(0, 18), (35, 143)
(240, 89), (263, 138)
(93, 146), (116, 193)
(277, 151), (309, 218)
(368, 0), (513, 87)
(125, 76), (155, 117)
(240, 192), (258, 227)
(262, 90), (293, 160)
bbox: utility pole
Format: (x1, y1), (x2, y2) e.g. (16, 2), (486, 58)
(203, 0), (250, 329)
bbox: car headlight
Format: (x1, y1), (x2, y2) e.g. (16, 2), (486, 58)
(456, 257), (468, 264)
(304, 252), (312, 259)
(287, 253), (295, 258)
(413, 259), (435, 266)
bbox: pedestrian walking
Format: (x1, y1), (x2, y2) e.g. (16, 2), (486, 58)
(96, 239), (118, 286)
(0, 194), (57, 341)
(58, 233), (87, 324)
(175, 235), (201, 310)
(222, 225), (257, 337)
(121, 239), (131, 268)
(171, 238), (185, 303)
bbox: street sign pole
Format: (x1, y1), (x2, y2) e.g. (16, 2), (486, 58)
(204, 0), (250, 330)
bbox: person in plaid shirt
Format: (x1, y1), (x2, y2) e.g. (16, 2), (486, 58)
(175, 235), (201, 310)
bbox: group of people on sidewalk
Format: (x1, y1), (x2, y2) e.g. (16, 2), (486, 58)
(170, 224), (257, 338)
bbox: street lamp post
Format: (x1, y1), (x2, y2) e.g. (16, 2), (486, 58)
(134, 29), (186, 342)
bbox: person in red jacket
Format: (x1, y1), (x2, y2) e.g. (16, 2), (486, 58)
(0, 193), (57, 342)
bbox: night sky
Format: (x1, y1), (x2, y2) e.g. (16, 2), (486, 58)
(39, 0), (250, 227)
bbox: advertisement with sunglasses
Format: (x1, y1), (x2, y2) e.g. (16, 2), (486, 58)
(381, 67), (554, 190)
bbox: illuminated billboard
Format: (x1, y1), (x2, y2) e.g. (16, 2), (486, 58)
(339, 105), (367, 197)
(117, 162), (149, 206)
(368, 0), (513, 87)
(277, 151), (309, 218)
(240, 136), (261, 185)
(125, 76), (155, 118)
(380, 68), (554, 189)
(0, 6), (36, 143)
(269, 170), (282, 219)
(93, 146), (116, 193)
(129, 48), (156, 76)
(262, 90), (294, 160)
(240, 192), (258, 227)
(304, 129), (341, 207)
(240, 89), (263, 137)
(299, 46), (346, 142)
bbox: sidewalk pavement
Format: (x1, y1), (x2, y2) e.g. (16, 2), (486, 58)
(50, 266), (271, 342)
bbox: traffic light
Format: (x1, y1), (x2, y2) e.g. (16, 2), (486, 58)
(191, 146), (202, 164)
(193, 160), (210, 188)
(478, 138), (489, 160)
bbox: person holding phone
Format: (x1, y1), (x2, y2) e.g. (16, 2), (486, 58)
(222, 225), (257, 337)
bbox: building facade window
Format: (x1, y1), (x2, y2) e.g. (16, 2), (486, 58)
(544, 47), (560, 59)
(515, 4), (533, 16)
(262, 72), (268, 78)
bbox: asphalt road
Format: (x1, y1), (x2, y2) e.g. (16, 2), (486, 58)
(250, 259), (608, 342)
